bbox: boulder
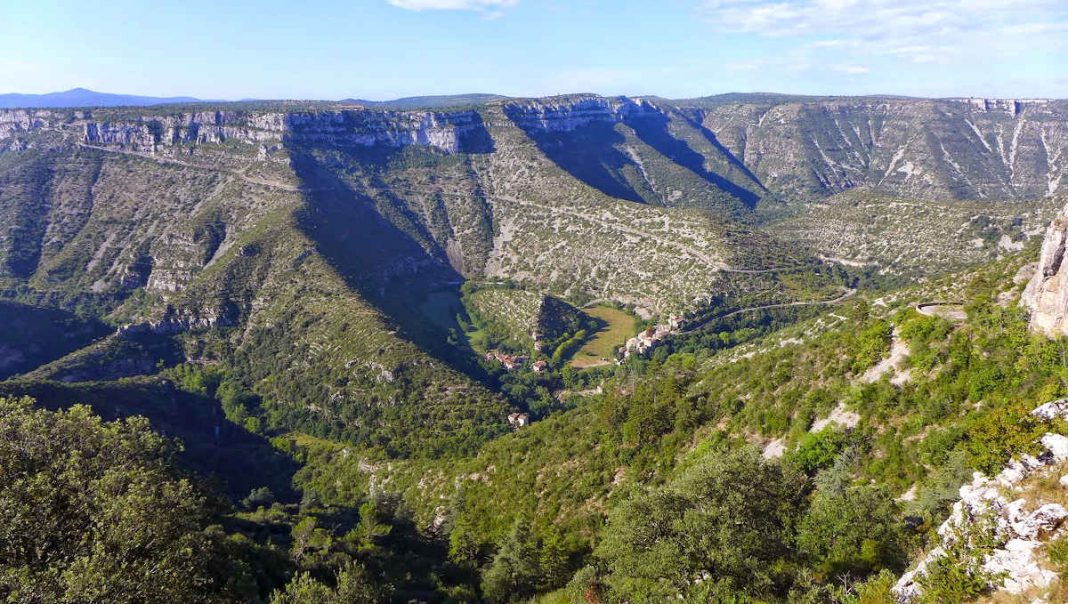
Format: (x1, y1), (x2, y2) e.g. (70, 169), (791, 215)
(1032, 399), (1068, 421)
(982, 538), (1058, 594)
(1042, 433), (1068, 461)
(1012, 504), (1068, 540)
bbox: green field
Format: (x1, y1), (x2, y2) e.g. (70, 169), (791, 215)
(569, 306), (638, 368)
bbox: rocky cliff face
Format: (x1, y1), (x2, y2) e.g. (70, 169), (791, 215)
(1022, 203), (1068, 336)
(690, 97), (1068, 200)
(4, 93), (1067, 319)
(895, 400), (1068, 602)
(5, 95), (1068, 203)
(285, 109), (491, 153)
(0, 107), (490, 156)
(82, 111), (283, 149)
(501, 95), (661, 133)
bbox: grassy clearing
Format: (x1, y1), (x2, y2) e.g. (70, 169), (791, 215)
(570, 306), (638, 368)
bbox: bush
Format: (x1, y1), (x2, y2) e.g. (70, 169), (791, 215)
(797, 483), (905, 578)
(0, 396), (260, 602)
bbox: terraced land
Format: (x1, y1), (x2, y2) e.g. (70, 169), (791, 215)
(770, 189), (1064, 277)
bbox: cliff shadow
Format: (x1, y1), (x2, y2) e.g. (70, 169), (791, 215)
(626, 112), (762, 208)
(0, 378), (301, 502)
(0, 300), (111, 379)
(502, 107), (646, 203)
(282, 139), (497, 384)
(692, 121), (766, 197)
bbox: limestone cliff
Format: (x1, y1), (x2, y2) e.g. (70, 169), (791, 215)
(686, 96), (1068, 200)
(0, 107), (489, 156)
(501, 95), (660, 132)
(1022, 203), (1068, 336)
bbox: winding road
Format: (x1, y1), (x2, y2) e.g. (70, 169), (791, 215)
(680, 287), (858, 334)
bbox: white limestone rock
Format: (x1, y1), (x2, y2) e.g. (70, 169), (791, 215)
(1032, 399), (1068, 421)
(894, 418), (1068, 602)
(983, 538), (1058, 594)
(1022, 205), (1068, 337)
(1012, 504), (1068, 540)
(1042, 433), (1068, 462)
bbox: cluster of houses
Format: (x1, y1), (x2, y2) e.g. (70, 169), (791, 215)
(484, 350), (549, 373)
(620, 315), (685, 359)
(484, 351), (527, 370)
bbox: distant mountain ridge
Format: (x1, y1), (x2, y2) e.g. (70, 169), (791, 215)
(0, 88), (205, 109)
(340, 93), (510, 109)
(0, 88), (512, 110)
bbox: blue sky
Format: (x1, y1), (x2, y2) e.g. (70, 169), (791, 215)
(2, 0), (1067, 100)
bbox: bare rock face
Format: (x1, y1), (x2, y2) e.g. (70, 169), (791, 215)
(693, 97), (1068, 201)
(1022, 203), (1068, 336)
(893, 402), (1068, 603)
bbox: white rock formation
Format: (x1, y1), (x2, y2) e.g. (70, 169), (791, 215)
(893, 400), (1068, 602)
(1022, 203), (1068, 337)
(810, 402), (861, 432)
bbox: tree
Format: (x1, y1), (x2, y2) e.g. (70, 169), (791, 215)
(349, 500), (392, 552)
(0, 396), (257, 603)
(290, 516), (335, 570)
(270, 563), (382, 604)
(797, 482), (905, 578)
(790, 428), (849, 475)
(243, 486), (276, 509)
(594, 447), (806, 601)
(482, 519), (542, 602)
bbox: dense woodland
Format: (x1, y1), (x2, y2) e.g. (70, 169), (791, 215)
(6, 249), (1068, 602)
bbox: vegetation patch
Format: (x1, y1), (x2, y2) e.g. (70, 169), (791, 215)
(569, 305), (639, 368)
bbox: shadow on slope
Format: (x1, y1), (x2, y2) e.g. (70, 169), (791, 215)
(0, 378), (300, 501)
(0, 300), (110, 379)
(503, 116), (647, 203)
(626, 112), (761, 208)
(283, 136), (502, 404)
(23, 330), (185, 383)
(688, 117), (768, 199)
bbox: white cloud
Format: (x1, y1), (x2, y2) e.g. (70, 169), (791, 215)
(702, 0), (1068, 77)
(833, 64), (870, 74)
(808, 39), (860, 48)
(702, 0), (1067, 40)
(1003, 21), (1068, 34)
(387, 0), (517, 11)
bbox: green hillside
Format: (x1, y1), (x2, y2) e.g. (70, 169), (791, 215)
(4, 96), (1068, 601)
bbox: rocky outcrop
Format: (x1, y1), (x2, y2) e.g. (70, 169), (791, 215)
(116, 302), (237, 339)
(952, 97), (1052, 116)
(894, 401), (1068, 602)
(0, 107), (489, 155)
(690, 97), (1068, 200)
(285, 109), (490, 153)
(6, 94), (1068, 201)
(0, 109), (54, 138)
(502, 95), (661, 133)
(1022, 203), (1068, 336)
(82, 111), (283, 150)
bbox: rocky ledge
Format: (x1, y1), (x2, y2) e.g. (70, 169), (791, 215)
(502, 95), (662, 133)
(0, 107), (492, 155)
